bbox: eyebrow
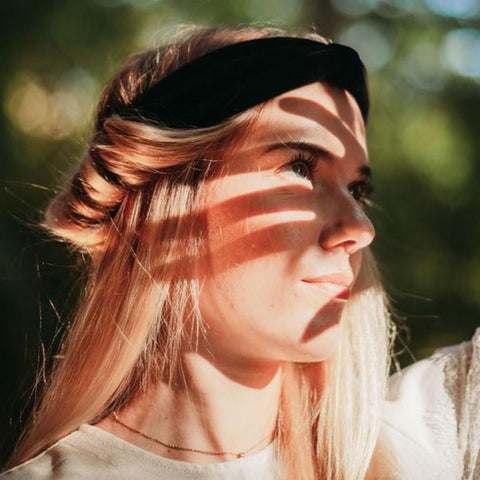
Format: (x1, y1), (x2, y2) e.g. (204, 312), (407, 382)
(263, 141), (372, 180)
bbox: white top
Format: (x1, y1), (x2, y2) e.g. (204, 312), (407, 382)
(1, 424), (277, 479)
(2, 328), (479, 479)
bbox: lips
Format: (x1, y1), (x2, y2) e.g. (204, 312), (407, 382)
(301, 273), (353, 301)
(302, 273), (353, 287)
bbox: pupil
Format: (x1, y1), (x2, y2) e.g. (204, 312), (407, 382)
(293, 161), (308, 177)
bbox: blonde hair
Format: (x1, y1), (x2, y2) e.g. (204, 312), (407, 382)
(6, 25), (397, 479)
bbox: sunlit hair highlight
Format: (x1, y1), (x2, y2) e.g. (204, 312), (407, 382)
(6, 25), (397, 479)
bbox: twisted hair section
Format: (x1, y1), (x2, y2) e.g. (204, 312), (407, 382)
(44, 117), (245, 254)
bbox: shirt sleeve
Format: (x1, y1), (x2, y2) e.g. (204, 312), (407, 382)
(432, 327), (480, 479)
(383, 327), (480, 480)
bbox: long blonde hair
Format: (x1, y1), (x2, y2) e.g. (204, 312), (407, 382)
(6, 25), (397, 479)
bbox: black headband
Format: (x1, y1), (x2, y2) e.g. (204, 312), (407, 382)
(117, 37), (369, 129)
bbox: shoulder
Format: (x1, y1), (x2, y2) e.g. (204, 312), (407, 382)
(382, 328), (480, 479)
(0, 424), (163, 479)
(388, 327), (479, 406)
(388, 327), (480, 426)
(0, 430), (89, 479)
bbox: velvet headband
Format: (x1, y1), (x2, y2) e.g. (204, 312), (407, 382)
(118, 37), (369, 129)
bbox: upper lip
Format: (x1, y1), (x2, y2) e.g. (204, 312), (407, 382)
(302, 273), (354, 288)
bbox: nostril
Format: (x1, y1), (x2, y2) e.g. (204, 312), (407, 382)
(345, 239), (365, 255)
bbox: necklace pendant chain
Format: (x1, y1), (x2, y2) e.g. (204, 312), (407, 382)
(112, 411), (275, 459)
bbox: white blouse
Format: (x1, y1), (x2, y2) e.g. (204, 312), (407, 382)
(2, 328), (479, 480)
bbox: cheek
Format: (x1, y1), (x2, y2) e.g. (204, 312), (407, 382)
(205, 186), (315, 270)
(198, 231), (344, 364)
(198, 179), (295, 328)
(199, 261), (345, 363)
(208, 217), (307, 271)
(196, 178), (344, 362)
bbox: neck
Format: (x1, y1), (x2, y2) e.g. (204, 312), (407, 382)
(116, 351), (283, 463)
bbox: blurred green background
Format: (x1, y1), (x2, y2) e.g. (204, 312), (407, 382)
(1, 0), (479, 463)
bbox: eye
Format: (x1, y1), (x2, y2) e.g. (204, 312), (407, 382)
(284, 153), (318, 180)
(348, 180), (375, 206)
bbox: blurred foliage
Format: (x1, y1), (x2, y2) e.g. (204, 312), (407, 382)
(1, 0), (480, 463)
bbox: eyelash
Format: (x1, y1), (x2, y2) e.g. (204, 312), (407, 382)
(283, 152), (375, 207)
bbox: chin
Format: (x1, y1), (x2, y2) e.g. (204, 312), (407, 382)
(290, 320), (343, 363)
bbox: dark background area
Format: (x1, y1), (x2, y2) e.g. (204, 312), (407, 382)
(1, 0), (480, 464)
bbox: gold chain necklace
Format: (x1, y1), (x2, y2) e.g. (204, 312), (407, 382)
(112, 411), (276, 459)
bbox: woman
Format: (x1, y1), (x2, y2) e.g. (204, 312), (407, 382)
(1, 25), (479, 480)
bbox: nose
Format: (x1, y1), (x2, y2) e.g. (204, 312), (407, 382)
(318, 195), (376, 254)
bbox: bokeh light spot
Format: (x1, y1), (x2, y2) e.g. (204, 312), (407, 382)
(442, 28), (480, 79)
(338, 21), (392, 71)
(4, 76), (49, 136)
(424, 0), (480, 18)
(3, 69), (98, 140)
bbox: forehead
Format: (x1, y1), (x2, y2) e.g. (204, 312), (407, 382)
(237, 82), (367, 162)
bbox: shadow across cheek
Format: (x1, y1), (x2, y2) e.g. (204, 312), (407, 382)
(142, 183), (317, 278)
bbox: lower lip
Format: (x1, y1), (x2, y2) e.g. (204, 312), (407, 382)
(302, 281), (350, 301)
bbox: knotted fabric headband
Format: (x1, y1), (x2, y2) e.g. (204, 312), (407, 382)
(116, 37), (369, 129)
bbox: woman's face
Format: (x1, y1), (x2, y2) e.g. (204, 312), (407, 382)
(197, 82), (375, 368)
